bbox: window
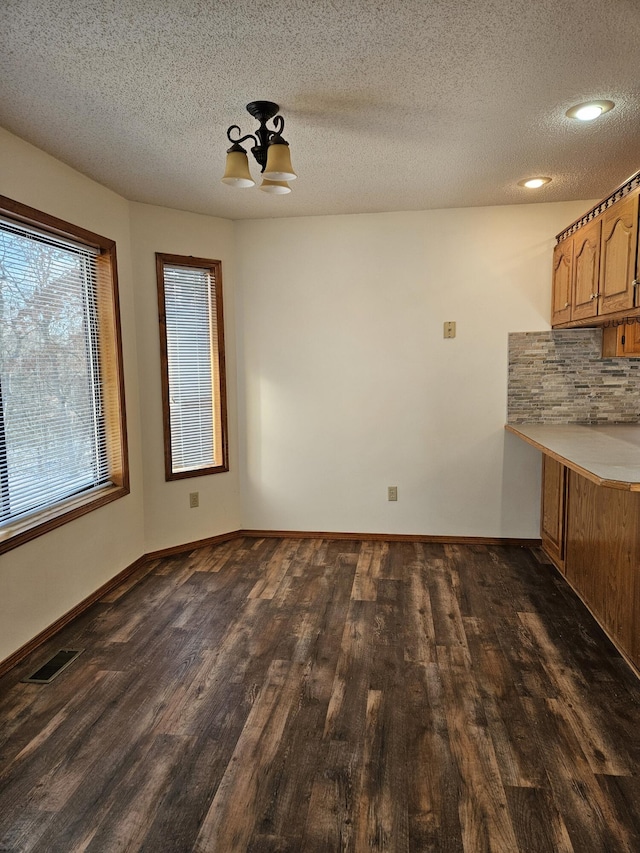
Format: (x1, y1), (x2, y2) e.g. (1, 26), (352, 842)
(0, 195), (128, 553)
(156, 254), (228, 479)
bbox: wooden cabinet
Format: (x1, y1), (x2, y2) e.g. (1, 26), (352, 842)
(551, 237), (573, 326)
(602, 321), (640, 356)
(540, 456), (567, 572)
(571, 218), (601, 321)
(564, 470), (640, 667)
(599, 193), (639, 315)
(540, 454), (640, 671)
(551, 180), (640, 331)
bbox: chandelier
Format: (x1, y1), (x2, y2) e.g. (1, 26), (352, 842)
(222, 101), (297, 195)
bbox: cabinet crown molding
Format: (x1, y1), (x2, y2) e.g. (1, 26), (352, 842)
(556, 169), (640, 244)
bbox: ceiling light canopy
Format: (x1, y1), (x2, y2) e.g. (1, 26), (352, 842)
(222, 101), (296, 194)
(566, 100), (615, 121)
(518, 176), (552, 189)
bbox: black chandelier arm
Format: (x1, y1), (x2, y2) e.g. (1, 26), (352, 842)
(269, 115), (285, 138)
(252, 120), (281, 169)
(226, 125), (258, 148)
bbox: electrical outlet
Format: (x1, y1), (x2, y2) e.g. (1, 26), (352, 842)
(388, 486), (398, 501)
(189, 492), (199, 508)
(444, 321), (456, 339)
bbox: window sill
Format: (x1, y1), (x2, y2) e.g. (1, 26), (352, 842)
(166, 462), (229, 481)
(0, 483), (130, 555)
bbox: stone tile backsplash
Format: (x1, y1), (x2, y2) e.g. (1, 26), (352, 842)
(508, 330), (640, 424)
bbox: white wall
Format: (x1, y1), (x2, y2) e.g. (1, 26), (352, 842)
(0, 131), (242, 663)
(0, 122), (596, 664)
(0, 127), (145, 662)
(236, 202), (591, 538)
(129, 203), (241, 552)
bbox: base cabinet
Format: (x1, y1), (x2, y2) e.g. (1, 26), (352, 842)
(541, 456), (640, 670)
(540, 456), (567, 572)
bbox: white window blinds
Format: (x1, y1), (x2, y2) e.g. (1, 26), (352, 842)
(162, 262), (225, 475)
(0, 217), (108, 525)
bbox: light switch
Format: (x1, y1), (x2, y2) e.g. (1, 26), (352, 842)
(444, 321), (456, 339)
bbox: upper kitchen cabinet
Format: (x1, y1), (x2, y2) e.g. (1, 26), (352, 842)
(599, 192), (639, 315)
(551, 237), (573, 325)
(602, 320), (640, 356)
(571, 217), (601, 322)
(551, 171), (640, 331)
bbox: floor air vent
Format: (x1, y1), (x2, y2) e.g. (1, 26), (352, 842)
(22, 649), (84, 684)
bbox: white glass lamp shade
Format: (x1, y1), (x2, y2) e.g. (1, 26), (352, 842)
(221, 149), (255, 187)
(263, 141), (297, 181)
(259, 178), (291, 194)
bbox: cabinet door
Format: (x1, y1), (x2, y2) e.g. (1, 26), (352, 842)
(541, 455), (567, 571)
(602, 322), (640, 357)
(565, 470), (640, 666)
(621, 321), (640, 355)
(599, 193), (639, 315)
(551, 238), (573, 326)
(571, 218), (601, 321)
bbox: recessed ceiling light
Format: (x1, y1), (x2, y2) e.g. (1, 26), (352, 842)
(566, 100), (615, 121)
(518, 177), (552, 189)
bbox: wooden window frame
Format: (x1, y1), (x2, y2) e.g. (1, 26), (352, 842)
(0, 194), (129, 555)
(156, 253), (229, 481)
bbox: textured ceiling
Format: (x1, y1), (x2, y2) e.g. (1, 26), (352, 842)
(1, 0), (639, 220)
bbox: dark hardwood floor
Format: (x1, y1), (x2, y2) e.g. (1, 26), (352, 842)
(0, 538), (639, 852)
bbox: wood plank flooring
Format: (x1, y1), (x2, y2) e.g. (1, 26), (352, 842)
(0, 538), (639, 852)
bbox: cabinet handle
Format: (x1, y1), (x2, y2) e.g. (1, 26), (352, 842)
(564, 301), (570, 308)
(633, 279), (639, 288)
(590, 293), (597, 300)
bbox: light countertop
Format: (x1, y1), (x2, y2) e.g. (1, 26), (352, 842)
(505, 423), (640, 491)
